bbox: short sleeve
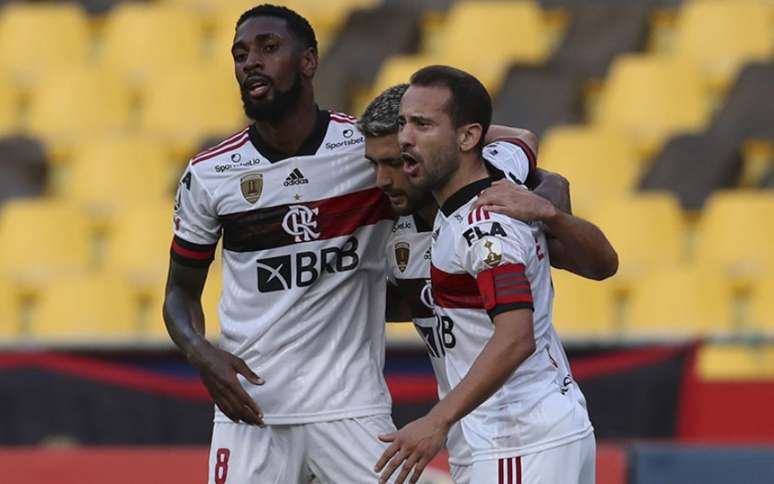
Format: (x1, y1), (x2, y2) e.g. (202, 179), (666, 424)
(171, 164), (221, 267)
(458, 210), (536, 318)
(482, 139), (536, 185)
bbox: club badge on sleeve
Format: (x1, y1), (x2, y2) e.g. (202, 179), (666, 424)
(240, 173), (263, 204)
(395, 241), (410, 272)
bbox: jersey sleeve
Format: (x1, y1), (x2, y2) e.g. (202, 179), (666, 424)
(482, 139), (536, 185)
(457, 209), (536, 318)
(170, 163), (221, 267)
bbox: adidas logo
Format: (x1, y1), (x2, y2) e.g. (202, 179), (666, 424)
(283, 168), (309, 186)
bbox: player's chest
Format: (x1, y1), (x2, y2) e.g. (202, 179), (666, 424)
(388, 230), (432, 279)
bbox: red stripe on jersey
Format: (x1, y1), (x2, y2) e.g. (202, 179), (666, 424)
(192, 134), (250, 165)
(312, 187), (394, 239)
(192, 127), (249, 159)
(330, 115), (356, 125)
(499, 458), (505, 484)
(508, 457), (514, 484)
(490, 137), (538, 172)
(517, 456), (523, 484)
(477, 263), (533, 312)
(171, 239), (215, 260)
(330, 111), (357, 121)
(467, 211), (473, 224)
(431, 265), (484, 309)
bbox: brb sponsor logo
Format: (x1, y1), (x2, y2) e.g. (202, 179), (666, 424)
(256, 237), (360, 292)
(282, 205), (320, 242)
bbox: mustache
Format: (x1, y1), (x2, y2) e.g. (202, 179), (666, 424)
(242, 73), (273, 89)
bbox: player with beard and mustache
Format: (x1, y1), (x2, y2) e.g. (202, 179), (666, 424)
(163, 5), (404, 483)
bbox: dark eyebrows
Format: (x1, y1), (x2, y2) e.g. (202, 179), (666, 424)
(232, 32), (282, 53)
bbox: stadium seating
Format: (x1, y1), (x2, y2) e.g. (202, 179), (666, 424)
(0, 199), (93, 284)
(672, 0), (774, 91)
(101, 4), (204, 82)
(551, 269), (617, 337)
(538, 126), (640, 216)
(29, 275), (138, 341)
(697, 344), (774, 380)
(594, 55), (711, 155)
(0, 276), (18, 338)
(0, 136), (48, 204)
(0, 75), (18, 134)
(0, 3), (90, 83)
(626, 266), (735, 337)
(548, 3), (649, 81)
(64, 139), (172, 212)
(103, 201), (174, 285)
(591, 193), (685, 281)
(138, 67), (244, 152)
(492, 66), (583, 137)
(24, 69), (133, 142)
(749, 274), (774, 334)
(693, 191), (774, 282)
(639, 133), (742, 210)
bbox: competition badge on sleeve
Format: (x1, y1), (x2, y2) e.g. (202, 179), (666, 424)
(240, 173), (263, 204)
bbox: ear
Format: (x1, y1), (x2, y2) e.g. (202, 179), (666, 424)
(458, 123), (483, 153)
(300, 47), (318, 78)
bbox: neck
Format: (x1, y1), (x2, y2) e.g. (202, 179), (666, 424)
(252, 89), (317, 155)
(432, 154), (490, 207)
(415, 199), (438, 227)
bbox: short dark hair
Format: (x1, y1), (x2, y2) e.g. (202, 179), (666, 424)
(237, 4), (318, 52)
(357, 84), (409, 138)
(409, 65), (492, 151)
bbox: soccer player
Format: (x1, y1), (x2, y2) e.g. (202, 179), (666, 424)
(375, 66), (605, 484)
(163, 5), (399, 483)
(360, 85), (616, 483)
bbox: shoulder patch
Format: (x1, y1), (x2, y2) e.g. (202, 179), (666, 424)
(477, 236), (503, 268)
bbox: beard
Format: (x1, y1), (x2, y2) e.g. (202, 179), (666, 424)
(409, 143), (460, 193)
(241, 72), (303, 123)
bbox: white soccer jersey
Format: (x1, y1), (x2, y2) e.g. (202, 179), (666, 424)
(430, 176), (592, 462)
(171, 109), (395, 425)
(385, 140), (535, 467)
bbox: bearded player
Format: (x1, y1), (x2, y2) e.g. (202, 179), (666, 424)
(375, 67), (612, 483)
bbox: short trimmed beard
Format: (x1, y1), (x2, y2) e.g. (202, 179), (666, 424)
(241, 72), (303, 123)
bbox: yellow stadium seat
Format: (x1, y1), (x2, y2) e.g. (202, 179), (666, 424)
(436, 0), (551, 89)
(673, 1), (774, 91)
(697, 344), (774, 380)
(139, 67), (244, 148)
(594, 55), (711, 155)
(0, 200), (93, 283)
(65, 139), (172, 212)
(386, 322), (423, 346)
(25, 69), (132, 141)
(146, 264), (222, 341)
(591, 193), (685, 280)
(750, 275), (774, 334)
(0, 3), (90, 82)
(0, 75), (19, 134)
(104, 202), (175, 284)
(626, 266), (735, 337)
(551, 269), (617, 338)
(0, 277), (20, 338)
(538, 126), (640, 216)
(694, 191), (774, 281)
(29, 275), (138, 341)
(101, 4), (204, 81)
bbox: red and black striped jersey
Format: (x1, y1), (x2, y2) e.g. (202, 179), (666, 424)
(171, 109), (396, 424)
(430, 176), (592, 462)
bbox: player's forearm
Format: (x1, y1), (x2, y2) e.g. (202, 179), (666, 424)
(162, 288), (211, 360)
(485, 125), (539, 157)
(544, 211), (619, 280)
(427, 328), (535, 427)
(532, 169), (571, 214)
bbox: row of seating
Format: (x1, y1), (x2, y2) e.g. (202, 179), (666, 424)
(0, 1), (377, 84)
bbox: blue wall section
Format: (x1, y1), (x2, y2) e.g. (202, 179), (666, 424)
(629, 445), (774, 484)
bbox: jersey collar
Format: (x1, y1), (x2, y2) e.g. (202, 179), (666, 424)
(248, 107), (330, 163)
(440, 177), (493, 217)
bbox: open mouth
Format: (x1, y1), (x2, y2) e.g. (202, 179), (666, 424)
(401, 151), (420, 177)
(245, 76), (271, 98)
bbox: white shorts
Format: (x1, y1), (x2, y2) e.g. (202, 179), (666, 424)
(208, 415), (398, 484)
(450, 463), (472, 484)
(470, 433), (595, 484)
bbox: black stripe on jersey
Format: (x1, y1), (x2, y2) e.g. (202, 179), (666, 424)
(440, 177), (494, 217)
(170, 235), (217, 268)
(248, 109), (330, 163)
(394, 278), (434, 319)
(488, 301), (534, 319)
